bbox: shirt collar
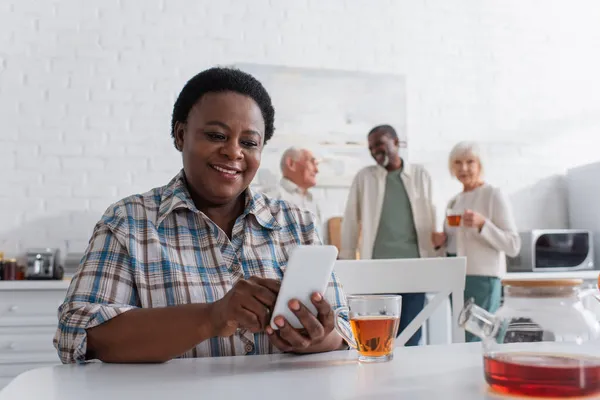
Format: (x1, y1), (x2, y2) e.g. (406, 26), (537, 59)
(157, 170), (280, 230)
(157, 170), (198, 226)
(376, 158), (410, 177)
(280, 177), (312, 200)
(241, 188), (281, 230)
(400, 159), (411, 177)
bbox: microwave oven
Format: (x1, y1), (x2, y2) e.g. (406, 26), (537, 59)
(507, 229), (595, 272)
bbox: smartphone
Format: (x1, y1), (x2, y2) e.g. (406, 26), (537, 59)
(269, 245), (338, 330)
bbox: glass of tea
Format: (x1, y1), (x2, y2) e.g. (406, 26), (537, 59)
(446, 208), (462, 227)
(333, 295), (401, 363)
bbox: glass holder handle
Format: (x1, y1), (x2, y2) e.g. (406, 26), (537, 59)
(333, 307), (357, 349)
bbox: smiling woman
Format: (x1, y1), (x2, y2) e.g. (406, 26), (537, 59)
(53, 67), (349, 364)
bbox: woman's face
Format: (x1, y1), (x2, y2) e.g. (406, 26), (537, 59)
(452, 152), (481, 187)
(174, 91), (265, 207)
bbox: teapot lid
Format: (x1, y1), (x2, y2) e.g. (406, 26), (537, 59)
(501, 278), (583, 287)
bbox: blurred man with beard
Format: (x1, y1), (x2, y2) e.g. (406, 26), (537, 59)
(340, 124), (438, 346)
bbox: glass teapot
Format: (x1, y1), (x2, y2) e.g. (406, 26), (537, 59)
(459, 278), (600, 398)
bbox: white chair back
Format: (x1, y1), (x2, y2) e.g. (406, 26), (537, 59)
(334, 257), (467, 346)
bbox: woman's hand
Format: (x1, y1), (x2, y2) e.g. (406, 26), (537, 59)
(209, 277), (280, 337)
(265, 292), (343, 354)
(462, 209), (486, 230)
(431, 232), (447, 248)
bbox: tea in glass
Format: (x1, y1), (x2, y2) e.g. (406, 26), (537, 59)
(446, 209), (462, 227)
(334, 295), (401, 363)
(350, 315), (399, 358)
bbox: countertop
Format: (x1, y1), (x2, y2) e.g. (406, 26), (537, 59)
(0, 279), (71, 290)
(504, 270), (599, 281)
(0, 270), (597, 291)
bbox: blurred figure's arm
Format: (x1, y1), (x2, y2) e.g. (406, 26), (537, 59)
(479, 188), (521, 257)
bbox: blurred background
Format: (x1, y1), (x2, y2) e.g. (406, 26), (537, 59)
(1, 0), (599, 257)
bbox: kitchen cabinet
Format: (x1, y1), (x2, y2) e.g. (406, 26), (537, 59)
(0, 281), (69, 390)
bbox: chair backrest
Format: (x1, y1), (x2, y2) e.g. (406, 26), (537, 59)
(327, 216), (361, 259)
(327, 217), (343, 253)
(334, 257), (467, 346)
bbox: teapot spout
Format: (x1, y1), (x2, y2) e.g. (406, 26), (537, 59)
(459, 298), (499, 341)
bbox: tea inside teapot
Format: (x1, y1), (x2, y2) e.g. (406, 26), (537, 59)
(459, 278), (600, 398)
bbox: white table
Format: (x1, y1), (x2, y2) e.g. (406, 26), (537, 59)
(0, 343), (540, 400)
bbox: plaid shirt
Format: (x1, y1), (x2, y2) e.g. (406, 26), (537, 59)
(54, 170), (348, 364)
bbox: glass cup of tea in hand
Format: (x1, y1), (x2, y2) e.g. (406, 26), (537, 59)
(333, 295), (401, 363)
(446, 209), (462, 227)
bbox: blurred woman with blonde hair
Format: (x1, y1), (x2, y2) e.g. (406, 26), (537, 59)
(431, 141), (521, 342)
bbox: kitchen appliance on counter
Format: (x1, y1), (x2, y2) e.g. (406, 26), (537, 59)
(507, 229), (594, 272)
(25, 248), (64, 280)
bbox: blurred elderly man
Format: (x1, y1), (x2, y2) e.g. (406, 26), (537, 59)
(265, 147), (322, 228)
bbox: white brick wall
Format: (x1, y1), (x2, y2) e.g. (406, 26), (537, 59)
(2, 0), (600, 257)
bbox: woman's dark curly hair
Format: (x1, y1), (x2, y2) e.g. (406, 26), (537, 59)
(171, 67), (275, 149)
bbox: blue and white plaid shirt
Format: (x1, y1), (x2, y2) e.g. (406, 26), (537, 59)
(54, 170), (348, 364)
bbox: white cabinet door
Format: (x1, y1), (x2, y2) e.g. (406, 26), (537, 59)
(0, 329), (57, 355)
(0, 290), (64, 327)
(0, 287), (66, 388)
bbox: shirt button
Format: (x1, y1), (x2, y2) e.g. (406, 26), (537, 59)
(245, 343), (254, 353)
